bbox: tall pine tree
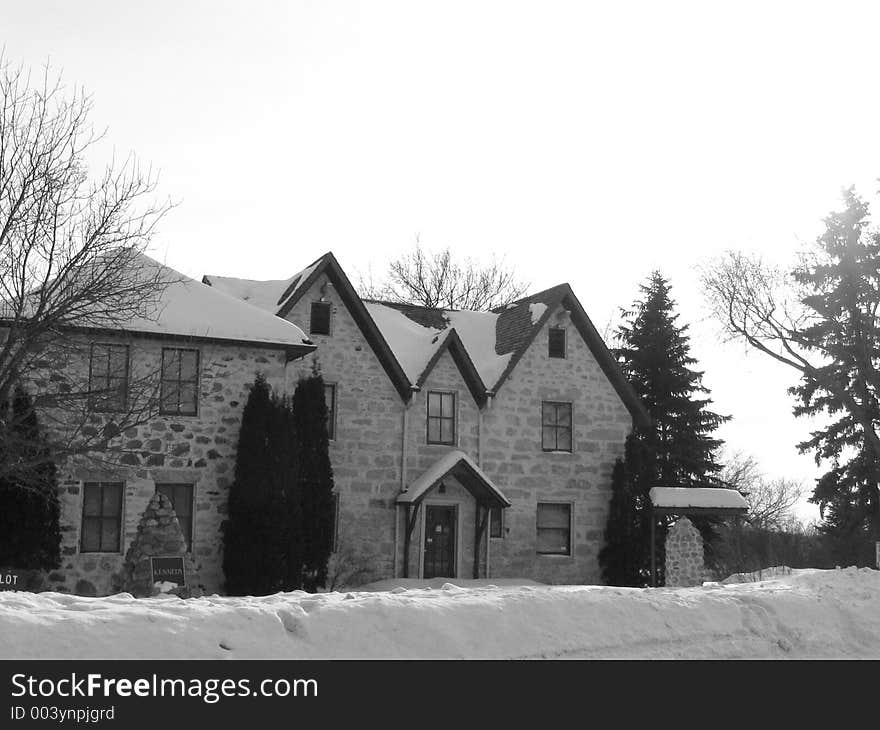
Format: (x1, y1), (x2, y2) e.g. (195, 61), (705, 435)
(291, 371), (335, 593)
(790, 189), (880, 564)
(0, 387), (61, 570)
(600, 272), (728, 585)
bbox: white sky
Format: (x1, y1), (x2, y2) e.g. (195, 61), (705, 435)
(9, 0), (880, 522)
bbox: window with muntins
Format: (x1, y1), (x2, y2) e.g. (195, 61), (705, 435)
(160, 348), (199, 416)
(81, 482), (123, 552)
(427, 391), (456, 444)
(89, 343), (129, 411)
(156, 483), (194, 550)
(536, 502), (571, 555)
(324, 383), (337, 440)
(548, 327), (566, 358)
(310, 302), (332, 335)
(541, 401), (572, 451)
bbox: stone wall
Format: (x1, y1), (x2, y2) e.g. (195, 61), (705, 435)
(664, 517), (705, 588)
(38, 334), (288, 596)
(480, 305), (631, 584)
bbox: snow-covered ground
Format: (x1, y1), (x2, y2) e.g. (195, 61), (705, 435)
(1, 568), (879, 659)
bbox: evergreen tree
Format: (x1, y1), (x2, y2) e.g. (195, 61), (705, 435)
(616, 272), (729, 485)
(0, 387), (61, 570)
(789, 189), (880, 562)
(222, 374), (294, 595)
(290, 370), (335, 592)
(601, 272), (728, 585)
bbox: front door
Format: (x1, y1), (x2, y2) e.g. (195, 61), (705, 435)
(424, 505), (456, 578)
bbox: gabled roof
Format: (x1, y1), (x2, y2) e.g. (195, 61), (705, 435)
(207, 253), (413, 399)
(10, 251), (315, 355)
(397, 450), (511, 508)
(203, 253), (649, 425)
(491, 284), (650, 427)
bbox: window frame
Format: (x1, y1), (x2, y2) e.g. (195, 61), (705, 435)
(88, 342), (130, 412)
(80, 482), (124, 553)
(324, 382), (337, 441)
(160, 347), (200, 417)
(541, 400), (573, 452)
(330, 492), (340, 553)
(426, 390), (457, 445)
(536, 501), (573, 556)
(155, 483), (195, 552)
(310, 301), (332, 335)
(548, 326), (567, 359)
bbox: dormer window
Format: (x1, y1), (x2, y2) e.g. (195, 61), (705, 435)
(549, 327), (566, 358)
(310, 301), (332, 335)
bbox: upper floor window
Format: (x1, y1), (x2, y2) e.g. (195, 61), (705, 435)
(548, 327), (566, 358)
(88, 343), (129, 411)
(156, 483), (194, 551)
(310, 301), (332, 335)
(160, 348), (199, 416)
(427, 391), (456, 445)
(541, 401), (572, 452)
(81, 482), (123, 553)
(324, 383), (337, 440)
(536, 502), (572, 555)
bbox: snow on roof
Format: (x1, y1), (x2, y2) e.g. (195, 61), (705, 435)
(201, 274), (294, 313)
(397, 450), (511, 506)
(443, 310), (512, 390)
(364, 302), (443, 382)
(364, 303), (513, 390)
(528, 302), (547, 325)
(648, 487), (748, 511)
(111, 253), (313, 348)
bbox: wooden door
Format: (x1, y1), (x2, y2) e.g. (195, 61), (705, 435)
(424, 505), (456, 578)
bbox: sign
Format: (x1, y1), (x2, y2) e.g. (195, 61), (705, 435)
(150, 556), (186, 586)
(0, 569), (25, 591)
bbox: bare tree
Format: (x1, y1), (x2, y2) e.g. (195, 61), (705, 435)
(0, 56), (173, 486)
(719, 450), (804, 529)
(359, 240), (529, 310)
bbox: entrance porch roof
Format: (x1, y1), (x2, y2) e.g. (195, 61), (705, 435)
(397, 450), (511, 509)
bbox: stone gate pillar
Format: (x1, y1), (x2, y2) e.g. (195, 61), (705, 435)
(664, 516), (704, 587)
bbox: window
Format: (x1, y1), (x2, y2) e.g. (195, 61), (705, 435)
(310, 302), (332, 335)
(160, 348), (199, 416)
(489, 506), (504, 538)
(81, 482), (123, 552)
(156, 483), (194, 550)
(541, 401), (572, 452)
(88, 343), (129, 411)
(536, 503), (571, 555)
(427, 391), (456, 444)
(324, 383), (337, 440)
(548, 327), (566, 358)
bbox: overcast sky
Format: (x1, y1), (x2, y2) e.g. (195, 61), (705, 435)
(8, 1), (880, 521)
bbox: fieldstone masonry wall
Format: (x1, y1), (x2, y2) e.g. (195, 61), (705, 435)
(37, 334), (288, 596)
(664, 517), (705, 587)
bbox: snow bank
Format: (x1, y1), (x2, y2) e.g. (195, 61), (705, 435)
(1, 569), (879, 659)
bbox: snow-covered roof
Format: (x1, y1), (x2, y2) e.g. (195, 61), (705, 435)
(200, 274), (296, 313)
(97, 253), (314, 349)
(648, 487), (748, 511)
(397, 450), (511, 507)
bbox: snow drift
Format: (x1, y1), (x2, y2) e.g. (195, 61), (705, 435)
(1, 568), (878, 659)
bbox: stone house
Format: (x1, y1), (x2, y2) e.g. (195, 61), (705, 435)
(204, 252), (649, 585)
(15, 253), (315, 596)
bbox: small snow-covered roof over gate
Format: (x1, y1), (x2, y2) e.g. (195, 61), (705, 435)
(397, 450), (511, 508)
(648, 487), (748, 516)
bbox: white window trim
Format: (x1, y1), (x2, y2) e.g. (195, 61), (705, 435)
(536, 500), (574, 557)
